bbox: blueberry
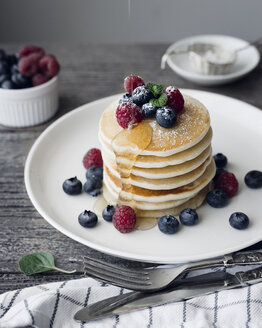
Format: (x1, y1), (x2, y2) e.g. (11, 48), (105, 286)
(158, 215), (179, 234)
(229, 212), (249, 230)
(1, 80), (15, 89)
(102, 205), (115, 222)
(132, 86), (153, 107)
(119, 93), (133, 104)
(89, 189), (101, 197)
(0, 74), (10, 84)
(86, 166), (103, 180)
(179, 208), (198, 226)
(6, 54), (18, 67)
(206, 189), (228, 208)
(11, 64), (19, 74)
(0, 61), (9, 75)
(156, 106), (177, 128)
(62, 177), (82, 195)
(84, 177), (102, 194)
(78, 210), (98, 228)
(244, 170), (262, 189)
(213, 153), (227, 168)
(11, 73), (32, 89)
(141, 103), (158, 118)
(213, 168), (226, 182)
(0, 49), (6, 61)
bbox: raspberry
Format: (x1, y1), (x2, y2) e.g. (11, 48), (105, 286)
(32, 73), (49, 86)
(112, 205), (136, 233)
(83, 148), (103, 170)
(163, 86), (184, 113)
(124, 75), (145, 94)
(39, 55), (60, 78)
(116, 102), (142, 129)
(18, 54), (39, 77)
(18, 45), (45, 58)
(215, 172), (239, 197)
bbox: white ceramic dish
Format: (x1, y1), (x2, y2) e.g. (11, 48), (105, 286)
(165, 35), (260, 86)
(24, 90), (262, 263)
(0, 76), (58, 128)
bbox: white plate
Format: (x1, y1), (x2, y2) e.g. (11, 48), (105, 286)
(165, 35), (260, 86)
(24, 90), (262, 263)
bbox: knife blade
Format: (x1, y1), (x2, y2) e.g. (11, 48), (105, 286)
(75, 267), (261, 323)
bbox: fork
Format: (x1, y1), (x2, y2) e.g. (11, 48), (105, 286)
(83, 250), (262, 291)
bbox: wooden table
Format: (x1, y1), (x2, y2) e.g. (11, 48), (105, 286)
(0, 43), (261, 294)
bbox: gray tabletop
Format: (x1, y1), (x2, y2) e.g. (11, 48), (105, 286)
(0, 43), (262, 294)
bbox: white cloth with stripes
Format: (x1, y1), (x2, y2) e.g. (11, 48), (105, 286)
(0, 274), (262, 328)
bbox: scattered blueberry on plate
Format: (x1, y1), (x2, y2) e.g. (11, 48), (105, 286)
(102, 205), (115, 222)
(229, 212), (249, 230)
(213, 153), (227, 168)
(158, 215), (179, 234)
(84, 177), (102, 194)
(206, 189), (228, 208)
(62, 177), (82, 195)
(244, 170), (262, 189)
(78, 210), (98, 228)
(86, 166), (103, 180)
(179, 208), (198, 226)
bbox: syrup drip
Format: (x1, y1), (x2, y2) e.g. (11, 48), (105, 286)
(111, 121), (157, 230)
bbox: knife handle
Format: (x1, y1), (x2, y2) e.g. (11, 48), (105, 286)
(225, 251), (262, 267)
(235, 267), (262, 285)
(87, 291), (143, 316)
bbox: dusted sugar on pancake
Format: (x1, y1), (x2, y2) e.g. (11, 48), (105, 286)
(98, 77), (215, 232)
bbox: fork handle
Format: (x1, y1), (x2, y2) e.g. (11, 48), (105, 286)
(187, 251), (262, 272)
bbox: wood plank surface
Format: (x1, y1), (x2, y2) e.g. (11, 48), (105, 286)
(0, 43), (261, 294)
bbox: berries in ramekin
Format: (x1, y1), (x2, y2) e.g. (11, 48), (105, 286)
(0, 45), (60, 89)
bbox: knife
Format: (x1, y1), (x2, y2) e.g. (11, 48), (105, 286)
(74, 266), (262, 323)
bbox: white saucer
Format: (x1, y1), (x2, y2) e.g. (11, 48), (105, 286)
(165, 35), (260, 86)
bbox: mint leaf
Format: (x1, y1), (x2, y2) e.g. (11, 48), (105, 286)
(147, 83), (165, 97)
(19, 252), (76, 275)
(150, 93), (168, 107)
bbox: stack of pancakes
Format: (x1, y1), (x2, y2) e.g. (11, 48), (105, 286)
(99, 94), (216, 218)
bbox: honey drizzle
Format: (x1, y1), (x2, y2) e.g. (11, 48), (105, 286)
(111, 121), (157, 229)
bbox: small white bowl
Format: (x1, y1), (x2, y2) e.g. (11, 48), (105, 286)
(0, 76), (58, 128)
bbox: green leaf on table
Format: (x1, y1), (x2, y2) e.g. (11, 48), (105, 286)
(18, 251), (76, 275)
(150, 93), (168, 107)
(147, 83), (165, 97)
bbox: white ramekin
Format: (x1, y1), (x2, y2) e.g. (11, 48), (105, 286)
(0, 76), (58, 128)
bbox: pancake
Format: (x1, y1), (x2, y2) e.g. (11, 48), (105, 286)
(102, 145), (212, 180)
(103, 183), (210, 217)
(104, 159), (216, 203)
(99, 127), (213, 168)
(99, 95), (210, 157)
(105, 155), (213, 190)
(99, 93), (215, 217)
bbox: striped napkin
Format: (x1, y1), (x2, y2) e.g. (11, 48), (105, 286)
(0, 270), (262, 328)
